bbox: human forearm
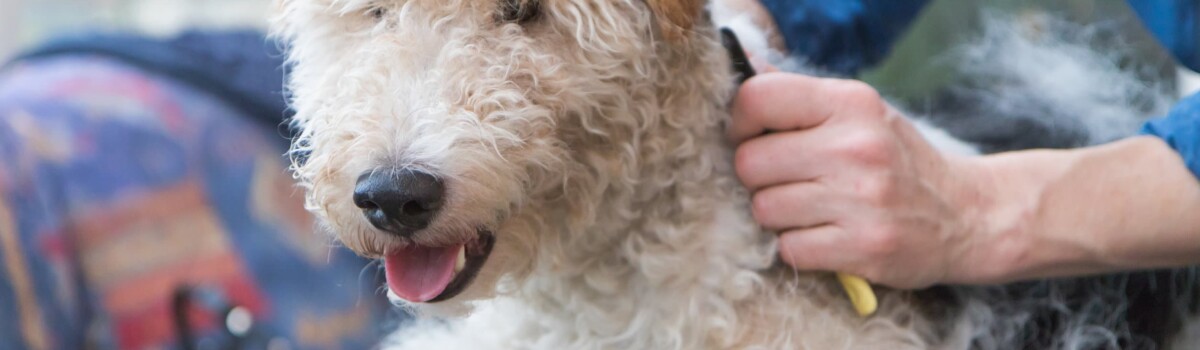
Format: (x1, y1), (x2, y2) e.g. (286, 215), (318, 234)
(955, 136), (1200, 284)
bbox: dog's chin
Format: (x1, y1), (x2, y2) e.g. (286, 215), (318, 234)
(382, 231), (496, 306)
(387, 287), (483, 317)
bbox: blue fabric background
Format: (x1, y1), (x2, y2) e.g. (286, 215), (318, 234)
(757, 0), (929, 76)
(759, 0), (1199, 74)
(1143, 93), (1200, 177)
(1, 33), (392, 350)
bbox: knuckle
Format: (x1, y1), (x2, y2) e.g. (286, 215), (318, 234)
(739, 74), (776, 101)
(833, 80), (885, 113)
(860, 226), (901, 258)
(777, 234), (807, 267)
(836, 131), (893, 167)
(733, 144), (763, 183)
(857, 174), (896, 206)
(858, 265), (888, 283)
(839, 80), (881, 100)
(778, 244), (799, 266)
(750, 192), (776, 222)
(735, 74), (783, 118)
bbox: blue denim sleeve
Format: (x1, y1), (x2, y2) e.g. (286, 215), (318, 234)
(1128, 0), (1200, 72)
(757, 0), (930, 76)
(1142, 92), (1200, 179)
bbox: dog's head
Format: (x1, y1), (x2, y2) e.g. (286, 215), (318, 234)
(275, 0), (728, 310)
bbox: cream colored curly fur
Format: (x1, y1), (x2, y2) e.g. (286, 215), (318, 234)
(267, 1), (1139, 349)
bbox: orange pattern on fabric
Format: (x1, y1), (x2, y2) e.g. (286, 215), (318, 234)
(0, 198), (50, 349)
(295, 303), (374, 349)
(69, 180), (267, 349)
(250, 154), (327, 265)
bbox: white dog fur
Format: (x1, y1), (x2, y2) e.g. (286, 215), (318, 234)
(273, 0), (1194, 348)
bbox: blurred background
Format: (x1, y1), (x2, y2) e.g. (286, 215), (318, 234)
(0, 1), (1196, 349)
(0, 0), (271, 60)
(1, 1), (398, 349)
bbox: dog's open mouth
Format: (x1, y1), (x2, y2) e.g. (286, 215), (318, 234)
(384, 232), (495, 303)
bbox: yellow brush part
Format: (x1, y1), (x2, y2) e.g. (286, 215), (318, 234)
(836, 273), (877, 317)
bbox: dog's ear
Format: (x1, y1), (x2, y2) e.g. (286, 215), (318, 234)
(646, 0), (706, 42)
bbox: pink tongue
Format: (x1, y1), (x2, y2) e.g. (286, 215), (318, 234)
(385, 244), (462, 302)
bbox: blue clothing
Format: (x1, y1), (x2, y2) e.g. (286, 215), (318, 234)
(1128, 1), (1200, 72)
(759, 0), (1200, 74)
(1143, 93), (1200, 177)
(13, 30), (293, 128)
(757, 0), (929, 76)
(1130, 0), (1200, 178)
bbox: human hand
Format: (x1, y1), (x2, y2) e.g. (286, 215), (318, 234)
(729, 72), (988, 289)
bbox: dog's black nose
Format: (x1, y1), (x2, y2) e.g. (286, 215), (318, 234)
(353, 169), (445, 236)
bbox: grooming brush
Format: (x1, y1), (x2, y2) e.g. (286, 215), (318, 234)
(720, 27), (878, 317)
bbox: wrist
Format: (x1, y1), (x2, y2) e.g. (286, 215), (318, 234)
(942, 148), (1104, 284)
(975, 149), (1098, 283)
(939, 153), (1039, 284)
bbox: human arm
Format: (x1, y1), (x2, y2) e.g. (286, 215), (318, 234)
(957, 136), (1200, 285)
(730, 72), (1200, 289)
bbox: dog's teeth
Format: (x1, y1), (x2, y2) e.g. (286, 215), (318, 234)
(455, 246), (466, 273)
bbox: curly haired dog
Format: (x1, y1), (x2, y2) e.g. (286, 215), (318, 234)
(273, 0), (1200, 348)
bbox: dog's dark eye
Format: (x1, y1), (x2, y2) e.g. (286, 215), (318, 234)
(498, 0), (540, 24)
(369, 7), (386, 21)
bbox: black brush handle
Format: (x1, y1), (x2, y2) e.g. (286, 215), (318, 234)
(720, 28), (758, 85)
